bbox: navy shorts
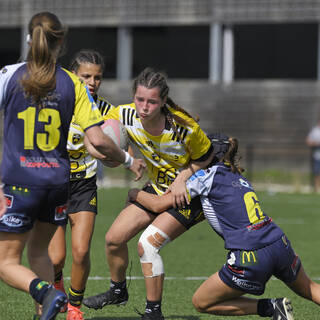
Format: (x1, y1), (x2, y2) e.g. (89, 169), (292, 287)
(218, 235), (301, 295)
(0, 183), (69, 233)
(67, 175), (97, 215)
(130, 184), (204, 229)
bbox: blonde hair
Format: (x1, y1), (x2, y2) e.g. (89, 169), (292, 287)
(21, 12), (66, 105)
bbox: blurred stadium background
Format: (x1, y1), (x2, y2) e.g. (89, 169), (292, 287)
(1, 0), (320, 190)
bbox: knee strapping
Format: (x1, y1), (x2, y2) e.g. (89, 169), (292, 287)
(138, 225), (170, 278)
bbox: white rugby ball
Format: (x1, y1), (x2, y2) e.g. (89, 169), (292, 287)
(100, 119), (129, 167)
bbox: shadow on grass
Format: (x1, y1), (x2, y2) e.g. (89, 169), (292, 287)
(88, 316), (200, 320)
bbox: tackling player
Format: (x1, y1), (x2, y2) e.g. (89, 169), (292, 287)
(128, 133), (320, 320)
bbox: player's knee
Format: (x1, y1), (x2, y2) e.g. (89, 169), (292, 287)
(138, 225), (170, 278)
(192, 293), (210, 313)
(72, 244), (90, 265)
(105, 230), (126, 252)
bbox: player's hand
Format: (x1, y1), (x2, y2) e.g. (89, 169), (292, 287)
(129, 158), (146, 181)
(0, 187), (7, 218)
(165, 177), (189, 208)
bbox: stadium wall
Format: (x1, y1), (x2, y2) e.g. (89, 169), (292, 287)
(100, 79), (318, 173)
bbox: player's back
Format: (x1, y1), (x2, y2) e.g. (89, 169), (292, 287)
(0, 63), (77, 188)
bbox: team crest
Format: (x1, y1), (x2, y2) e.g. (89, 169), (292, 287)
(55, 204), (67, 221)
(4, 194), (13, 208)
(72, 133), (82, 145)
(1, 67), (7, 74)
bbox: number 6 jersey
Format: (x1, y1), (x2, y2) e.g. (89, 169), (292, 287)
(0, 62), (103, 188)
(186, 163), (284, 250)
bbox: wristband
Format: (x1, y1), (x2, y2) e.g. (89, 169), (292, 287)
(123, 151), (134, 168)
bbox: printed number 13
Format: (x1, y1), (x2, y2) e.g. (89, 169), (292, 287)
(17, 106), (61, 151)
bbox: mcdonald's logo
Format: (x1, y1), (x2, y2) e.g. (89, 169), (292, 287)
(240, 250), (258, 266)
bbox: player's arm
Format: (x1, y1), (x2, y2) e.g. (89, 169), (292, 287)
(168, 149), (214, 208)
(128, 188), (172, 213)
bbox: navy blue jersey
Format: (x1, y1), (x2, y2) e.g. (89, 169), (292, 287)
(186, 163), (283, 250)
(0, 63), (103, 188)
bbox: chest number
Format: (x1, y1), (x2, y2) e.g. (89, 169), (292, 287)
(18, 107), (61, 151)
(243, 192), (265, 224)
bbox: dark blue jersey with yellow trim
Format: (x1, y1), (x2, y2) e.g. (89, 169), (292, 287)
(186, 163), (283, 250)
(0, 63), (103, 188)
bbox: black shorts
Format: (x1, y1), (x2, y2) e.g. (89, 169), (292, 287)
(67, 175), (98, 215)
(130, 185), (204, 229)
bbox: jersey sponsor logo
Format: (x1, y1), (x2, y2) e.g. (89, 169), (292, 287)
(72, 133), (82, 145)
(0, 213), (31, 227)
(4, 194), (13, 208)
(240, 250), (258, 266)
(122, 108), (135, 126)
(171, 125), (188, 143)
(55, 204), (67, 221)
(70, 171), (86, 180)
(231, 178), (253, 190)
(20, 156), (60, 168)
(231, 276), (262, 292)
(156, 167), (177, 187)
(151, 153), (161, 162)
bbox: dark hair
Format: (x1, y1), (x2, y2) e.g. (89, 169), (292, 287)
(69, 49), (105, 73)
(208, 133), (243, 174)
(21, 12), (66, 105)
(133, 67), (199, 142)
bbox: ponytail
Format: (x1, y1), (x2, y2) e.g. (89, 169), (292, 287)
(21, 12), (66, 106)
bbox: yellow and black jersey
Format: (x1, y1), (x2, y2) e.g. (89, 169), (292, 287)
(68, 95), (114, 180)
(106, 103), (212, 194)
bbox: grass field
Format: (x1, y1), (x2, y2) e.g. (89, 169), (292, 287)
(1, 187), (320, 319)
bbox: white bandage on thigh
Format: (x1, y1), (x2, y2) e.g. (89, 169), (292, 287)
(138, 224), (171, 278)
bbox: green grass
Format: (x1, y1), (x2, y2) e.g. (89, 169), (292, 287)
(1, 188), (320, 319)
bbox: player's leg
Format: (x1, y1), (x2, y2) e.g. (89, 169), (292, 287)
(83, 203), (155, 310)
(286, 264), (320, 305)
(137, 212), (187, 320)
(48, 225), (67, 289)
(0, 231), (33, 290)
(27, 220), (59, 316)
(67, 210), (95, 319)
(192, 272), (256, 315)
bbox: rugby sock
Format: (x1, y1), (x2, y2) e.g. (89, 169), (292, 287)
(145, 299), (162, 314)
(110, 279), (126, 294)
(29, 278), (50, 304)
(257, 299), (273, 317)
(54, 270), (63, 283)
(68, 287), (85, 307)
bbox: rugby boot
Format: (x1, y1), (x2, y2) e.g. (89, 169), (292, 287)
(66, 303), (84, 320)
(272, 297), (294, 320)
(40, 286), (68, 320)
(53, 277), (67, 313)
(82, 287), (128, 310)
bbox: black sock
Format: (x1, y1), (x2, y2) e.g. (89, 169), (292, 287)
(68, 287), (85, 307)
(110, 279), (126, 295)
(257, 299), (274, 317)
(54, 271), (63, 283)
(29, 278), (50, 304)
(145, 300), (162, 314)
